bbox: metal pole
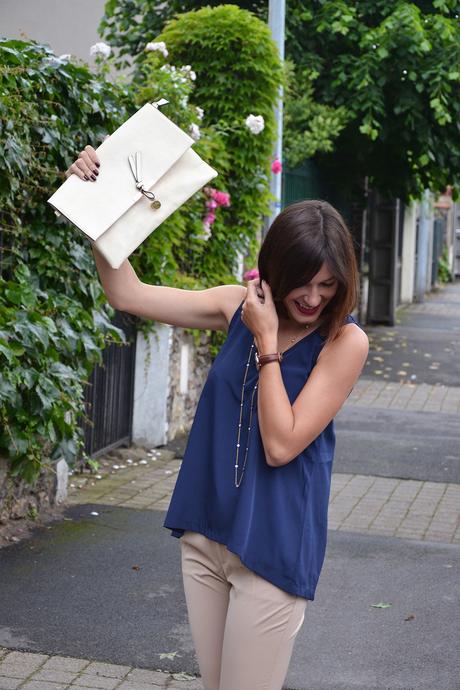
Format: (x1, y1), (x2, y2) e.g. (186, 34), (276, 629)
(264, 0), (285, 237)
(415, 189), (431, 303)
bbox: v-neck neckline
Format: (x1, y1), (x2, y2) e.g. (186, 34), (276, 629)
(235, 300), (329, 356)
(280, 325), (324, 356)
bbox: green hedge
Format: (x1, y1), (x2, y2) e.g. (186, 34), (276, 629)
(130, 5), (283, 291)
(0, 39), (130, 483)
(0, 7), (281, 485)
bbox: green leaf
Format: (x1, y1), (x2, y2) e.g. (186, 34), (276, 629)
(8, 341), (26, 356)
(371, 602), (392, 609)
(5, 288), (23, 305)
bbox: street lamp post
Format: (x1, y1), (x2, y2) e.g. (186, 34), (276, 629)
(415, 189), (432, 303)
(264, 0), (285, 238)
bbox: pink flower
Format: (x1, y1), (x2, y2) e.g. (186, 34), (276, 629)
(271, 158), (282, 174)
(202, 187), (230, 230)
(211, 190), (231, 207)
(243, 268), (260, 281)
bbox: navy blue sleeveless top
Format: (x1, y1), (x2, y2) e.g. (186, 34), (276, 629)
(164, 301), (360, 600)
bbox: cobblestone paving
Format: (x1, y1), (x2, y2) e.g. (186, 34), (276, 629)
(347, 378), (460, 413)
(0, 650), (200, 690)
(404, 301), (460, 316)
(329, 473), (460, 542)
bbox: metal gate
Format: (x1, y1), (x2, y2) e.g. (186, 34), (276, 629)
(281, 160), (350, 215)
(82, 310), (137, 457)
(367, 192), (401, 325)
(282, 162), (323, 207)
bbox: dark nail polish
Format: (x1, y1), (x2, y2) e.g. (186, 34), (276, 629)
(91, 174), (97, 181)
(95, 162), (100, 168)
(84, 175), (89, 180)
(93, 169), (99, 176)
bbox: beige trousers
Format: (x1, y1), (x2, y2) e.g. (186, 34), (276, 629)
(180, 530), (307, 690)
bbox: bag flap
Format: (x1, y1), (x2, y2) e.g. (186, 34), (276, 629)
(47, 103), (194, 241)
(95, 148), (218, 269)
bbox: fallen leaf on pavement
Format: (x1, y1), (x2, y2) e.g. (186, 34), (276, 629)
(159, 651), (180, 660)
(404, 614), (415, 621)
(371, 602), (392, 609)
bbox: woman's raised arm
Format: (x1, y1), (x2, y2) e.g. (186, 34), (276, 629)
(65, 145), (246, 331)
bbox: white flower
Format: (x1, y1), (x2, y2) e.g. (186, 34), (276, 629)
(89, 42), (111, 59)
(189, 123), (201, 141)
(196, 106), (204, 120)
(245, 114), (265, 135)
(59, 54), (72, 61)
(189, 70), (196, 81)
(145, 41), (168, 58)
(197, 222), (212, 241)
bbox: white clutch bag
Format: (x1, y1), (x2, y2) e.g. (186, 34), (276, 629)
(47, 100), (218, 269)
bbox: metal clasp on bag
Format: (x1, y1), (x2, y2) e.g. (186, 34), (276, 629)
(128, 151), (161, 210)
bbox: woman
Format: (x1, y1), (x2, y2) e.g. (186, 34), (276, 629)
(66, 147), (369, 690)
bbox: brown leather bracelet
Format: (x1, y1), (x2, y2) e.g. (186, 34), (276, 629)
(255, 352), (283, 370)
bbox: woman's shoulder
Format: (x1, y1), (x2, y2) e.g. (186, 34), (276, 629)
(343, 314), (368, 341)
(317, 315), (368, 363)
(333, 316), (369, 357)
(317, 313), (366, 341)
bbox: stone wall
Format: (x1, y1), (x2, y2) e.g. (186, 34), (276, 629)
(166, 328), (213, 441)
(0, 325), (214, 533)
(0, 456), (56, 525)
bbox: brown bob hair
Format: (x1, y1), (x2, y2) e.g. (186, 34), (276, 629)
(257, 199), (359, 343)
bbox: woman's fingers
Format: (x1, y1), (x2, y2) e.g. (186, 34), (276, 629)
(247, 279), (265, 303)
(76, 157), (97, 181)
(64, 144), (100, 180)
(65, 161), (86, 180)
(83, 144), (100, 168)
(80, 150), (99, 177)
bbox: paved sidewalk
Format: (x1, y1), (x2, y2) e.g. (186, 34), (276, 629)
(346, 378), (460, 413)
(1, 281), (459, 690)
(362, 280), (460, 386)
(329, 473), (460, 542)
(0, 649), (200, 690)
(67, 445), (460, 544)
(1, 508), (458, 690)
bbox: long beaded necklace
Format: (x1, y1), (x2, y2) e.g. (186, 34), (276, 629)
(234, 321), (317, 488)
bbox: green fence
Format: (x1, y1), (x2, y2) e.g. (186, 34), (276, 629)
(281, 160), (352, 224)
